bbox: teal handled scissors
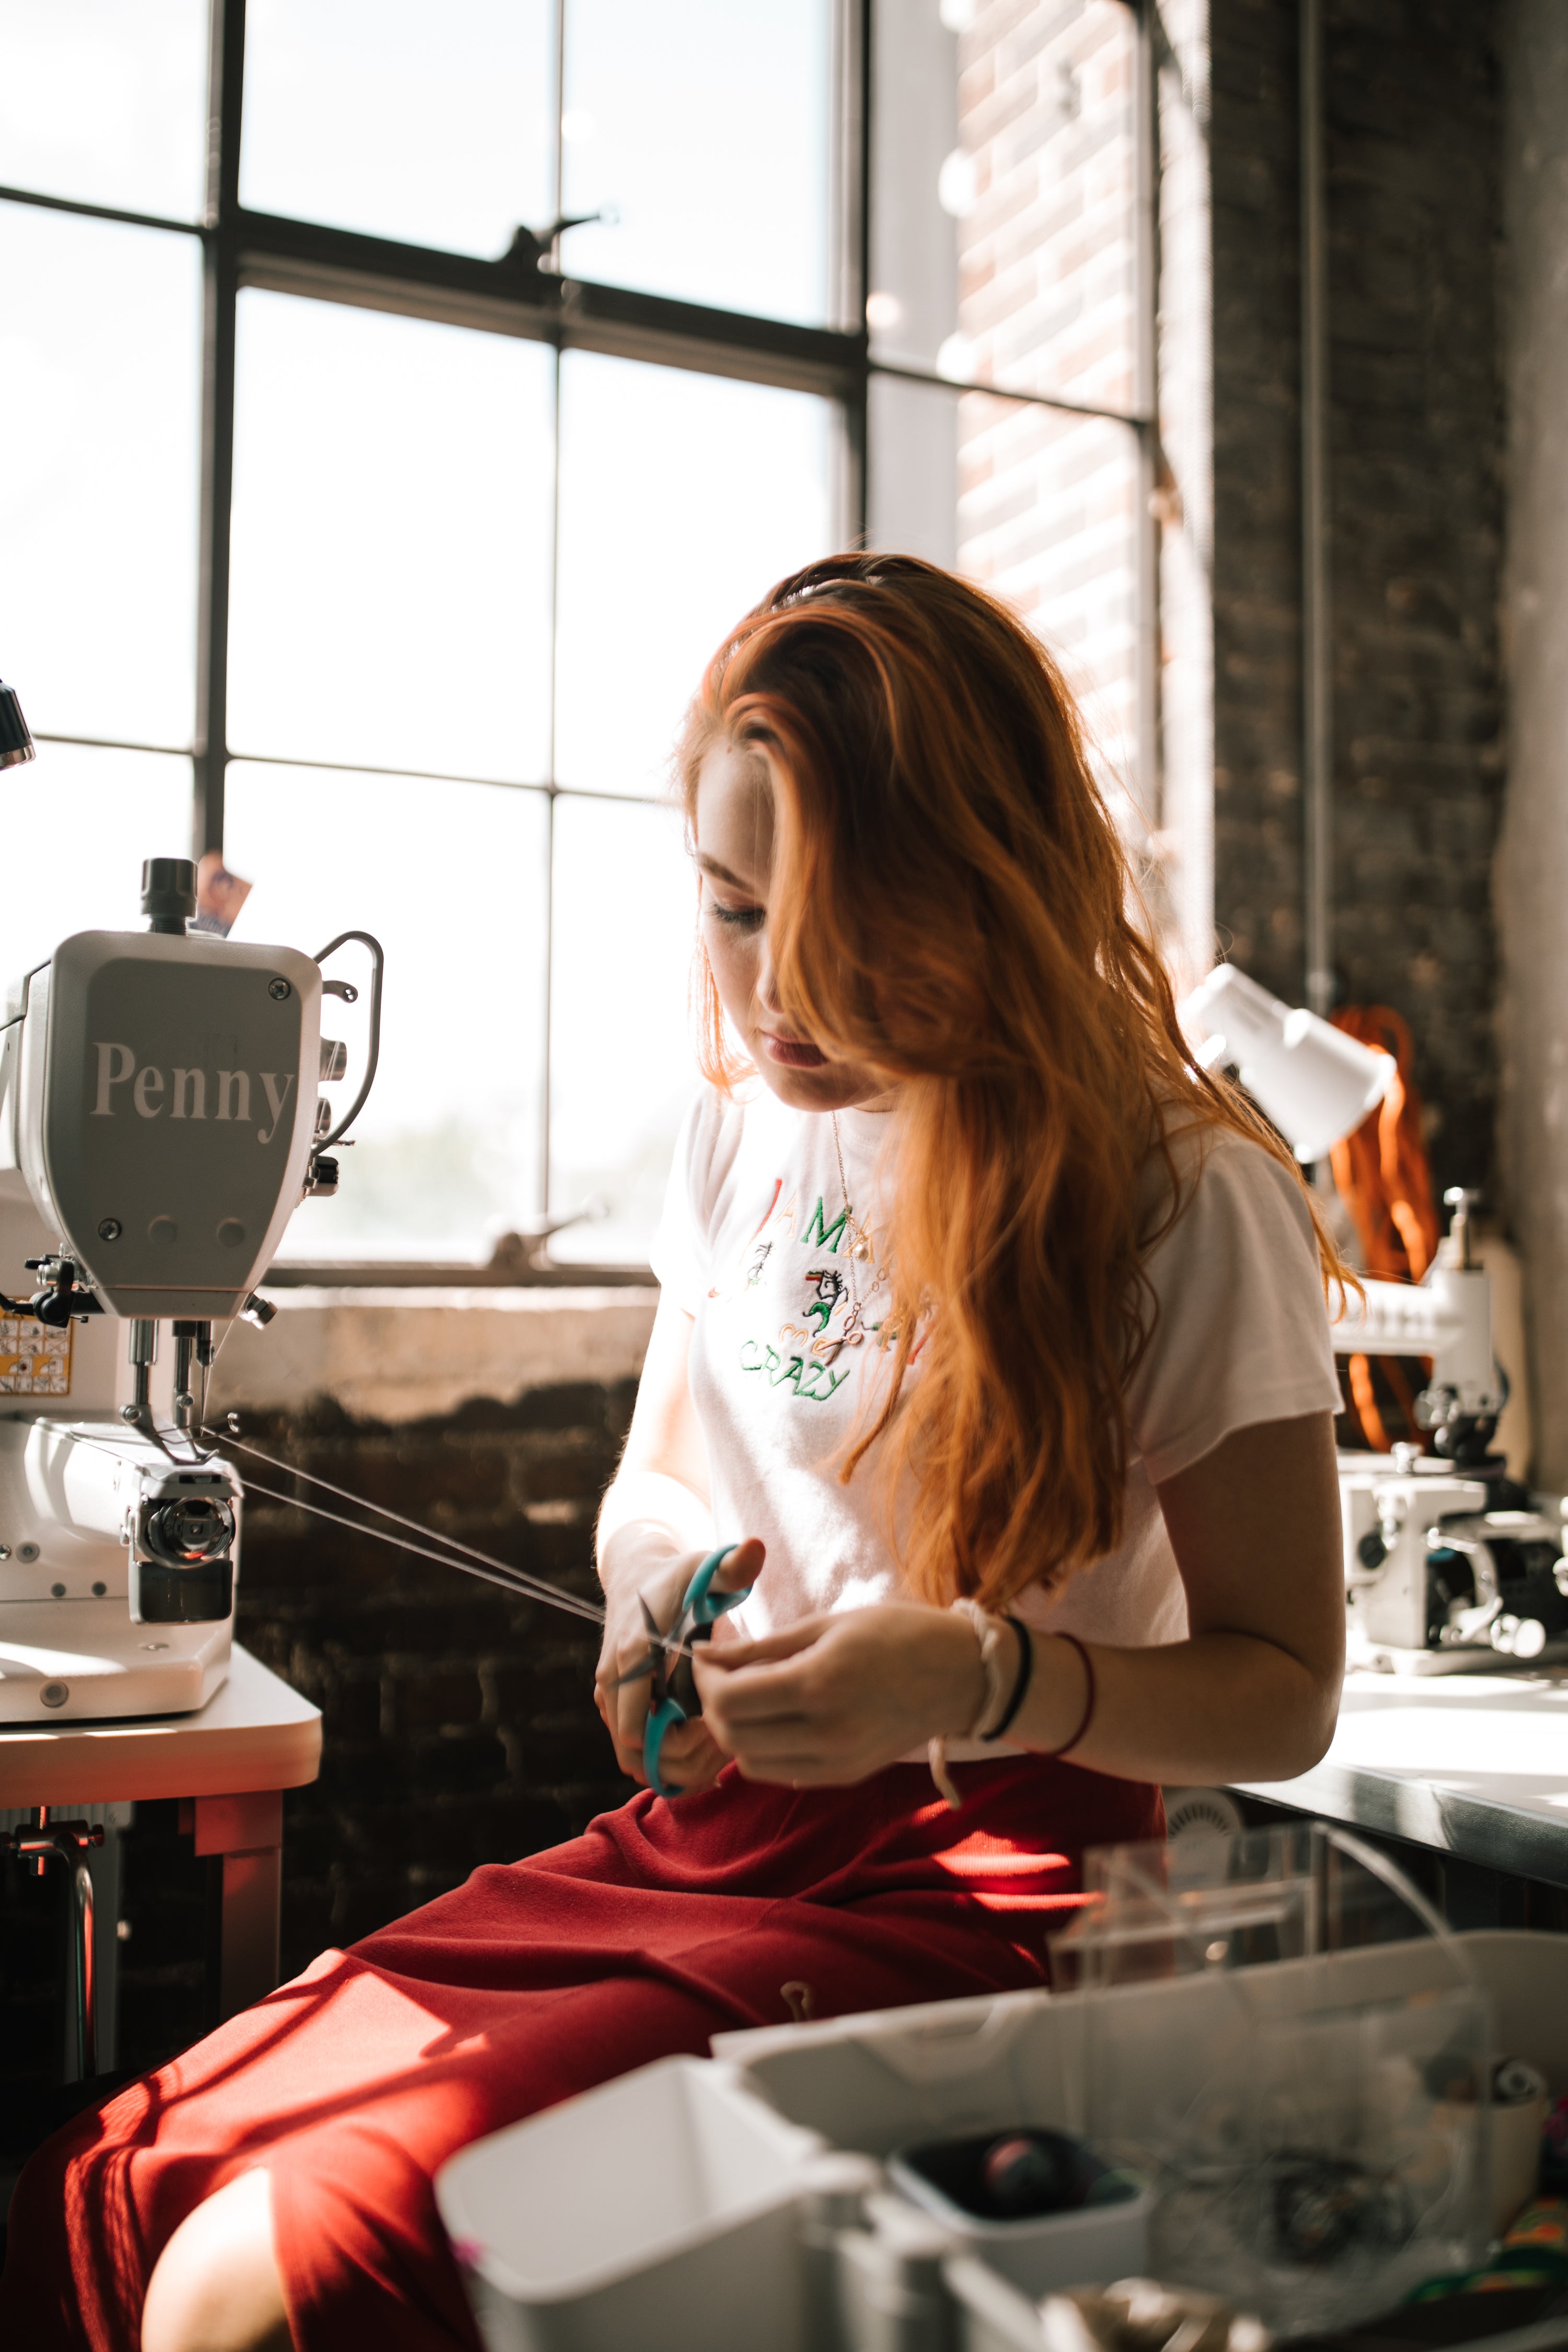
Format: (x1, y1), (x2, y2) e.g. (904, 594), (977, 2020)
(631, 1544), (752, 1798)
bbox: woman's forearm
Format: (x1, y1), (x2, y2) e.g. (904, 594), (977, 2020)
(1013, 1624), (1341, 1786)
(595, 1467), (712, 1598)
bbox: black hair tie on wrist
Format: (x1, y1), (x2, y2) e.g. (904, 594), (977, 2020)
(1043, 1630), (1096, 1760)
(982, 1615), (1034, 1742)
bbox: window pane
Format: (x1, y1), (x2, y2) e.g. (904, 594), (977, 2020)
(239, 0), (554, 258)
(547, 795), (694, 1266)
(554, 352), (834, 798)
(0, 0), (207, 220)
(0, 743), (194, 982)
(868, 1), (959, 376)
(224, 763), (549, 1261)
(868, 374), (958, 569)
(870, 377), (1140, 806)
(869, 0), (1137, 410)
(0, 204), (200, 747)
(561, 0), (833, 325)
(228, 294), (555, 781)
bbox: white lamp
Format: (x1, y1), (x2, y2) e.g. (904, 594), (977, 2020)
(1180, 964), (1393, 1163)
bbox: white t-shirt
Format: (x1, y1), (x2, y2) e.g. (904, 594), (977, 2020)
(650, 1085), (1340, 1735)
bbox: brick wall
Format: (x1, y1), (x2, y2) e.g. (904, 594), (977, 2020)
(2, 1348), (644, 2180)
(1210, 0), (1504, 1196)
(1153, 0), (1215, 988)
(955, 1), (1144, 799)
(234, 1383), (638, 1978)
(1208, 0), (1302, 1003)
(1496, 0), (1568, 1485)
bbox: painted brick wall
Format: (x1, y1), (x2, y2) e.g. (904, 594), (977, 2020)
(1209, 0), (1504, 1195)
(955, 1), (1144, 800)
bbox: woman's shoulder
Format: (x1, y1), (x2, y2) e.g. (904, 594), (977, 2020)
(1139, 1108), (1317, 1257)
(675, 1081), (798, 1226)
(1125, 1111), (1340, 1481)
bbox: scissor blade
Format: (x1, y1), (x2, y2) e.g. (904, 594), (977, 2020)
(608, 1655), (659, 1690)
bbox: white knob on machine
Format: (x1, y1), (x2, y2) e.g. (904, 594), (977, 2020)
(1491, 1613), (1548, 1659)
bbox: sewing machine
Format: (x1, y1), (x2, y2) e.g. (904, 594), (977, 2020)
(0, 840), (381, 1725)
(1332, 1192), (1568, 1675)
(1181, 963), (1568, 1678)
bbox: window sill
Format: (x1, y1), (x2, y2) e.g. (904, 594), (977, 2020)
(263, 1228), (653, 1289)
(211, 1283), (660, 1426)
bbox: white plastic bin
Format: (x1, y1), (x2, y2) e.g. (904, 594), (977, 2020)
(941, 2252), (1057, 2352)
(885, 2149), (1153, 2301)
(718, 1930), (1568, 2150)
(717, 1931), (1568, 2329)
(436, 2055), (835, 2352)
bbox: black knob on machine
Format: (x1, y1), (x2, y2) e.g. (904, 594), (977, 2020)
(140, 856), (197, 934)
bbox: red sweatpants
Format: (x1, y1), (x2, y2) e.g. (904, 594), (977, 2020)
(1, 1755), (1160, 2352)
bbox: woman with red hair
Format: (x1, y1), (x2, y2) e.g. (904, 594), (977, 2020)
(4, 556), (1346, 2352)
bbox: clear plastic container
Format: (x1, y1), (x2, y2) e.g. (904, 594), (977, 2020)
(722, 1830), (1547, 2338)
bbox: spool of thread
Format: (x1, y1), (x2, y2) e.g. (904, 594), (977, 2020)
(1495, 2057), (1549, 2106)
(1492, 2058), (1551, 2233)
(981, 2130), (1081, 2218)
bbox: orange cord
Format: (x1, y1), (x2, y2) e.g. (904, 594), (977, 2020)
(1328, 1006), (1440, 1450)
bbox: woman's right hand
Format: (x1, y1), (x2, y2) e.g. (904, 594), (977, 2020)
(594, 1537), (764, 1793)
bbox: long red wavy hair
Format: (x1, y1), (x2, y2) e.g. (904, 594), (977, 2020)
(678, 554), (1344, 1612)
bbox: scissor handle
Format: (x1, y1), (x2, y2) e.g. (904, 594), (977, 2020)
(643, 1693), (690, 1797)
(683, 1543), (753, 1628)
(643, 1544), (753, 1797)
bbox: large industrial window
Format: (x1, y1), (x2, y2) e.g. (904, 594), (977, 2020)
(0, 0), (1166, 1277)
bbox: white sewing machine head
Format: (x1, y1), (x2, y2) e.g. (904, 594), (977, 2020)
(1330, 1194), (1568, 1674)
(0, 850), (381, 1723)
(1180, 964), (1568, 1677)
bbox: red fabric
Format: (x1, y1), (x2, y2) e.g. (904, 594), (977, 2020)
(2, 1756), (1160, 2352)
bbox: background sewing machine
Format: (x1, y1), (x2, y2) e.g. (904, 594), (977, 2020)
(1184, 964), (1568, 1678)
(0, 686), (380, 1727)
(1330, 1196), (1568, 1674)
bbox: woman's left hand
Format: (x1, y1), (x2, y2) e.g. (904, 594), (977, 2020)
(692, 1603), (986, 1785)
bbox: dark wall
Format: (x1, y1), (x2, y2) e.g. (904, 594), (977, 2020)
(235, 1384), (637, 1979)
(1209, 0), (1306, 1004)
(1209, 0), (1504, 1197)
(0, 1385), (635, 2190)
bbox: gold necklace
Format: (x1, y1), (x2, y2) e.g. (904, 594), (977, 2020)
(830, 1111), (869, 1336)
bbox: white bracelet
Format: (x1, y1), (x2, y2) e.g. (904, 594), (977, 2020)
(949, 1598), (1014, 1738)
(927, 1598), (1013, 1812)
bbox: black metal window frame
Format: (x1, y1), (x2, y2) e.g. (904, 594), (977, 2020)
(1, 0), (1158, 1285)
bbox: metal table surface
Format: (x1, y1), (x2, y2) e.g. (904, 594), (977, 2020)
(1233, 1666), (1568, 1889)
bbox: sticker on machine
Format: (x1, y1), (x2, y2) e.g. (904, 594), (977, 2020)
(0, 1315), (72, 1396)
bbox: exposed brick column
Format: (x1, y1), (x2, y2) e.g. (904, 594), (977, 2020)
(1210, 0), (1503, 1200)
